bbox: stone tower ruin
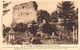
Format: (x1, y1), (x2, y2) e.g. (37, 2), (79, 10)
(13, 1), (38, 24)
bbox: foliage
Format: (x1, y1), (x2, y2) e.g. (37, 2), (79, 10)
(3, 1), (11, 16)
(3, 27), (11, 36)
(57, 1), (77, 33)
(28, 21), (38, 35)
(32, 39), (42, 44)
(13, 23), (28, 32)
(37, 10), (51, 23)
(42, 22), (54, 35)
(50, 11), (58, 22)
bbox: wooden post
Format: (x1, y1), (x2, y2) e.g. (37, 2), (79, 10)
(73, 25), (74, 43)
(52, 32), (54, 44)
(9, 34), (10, 42)
(75, 28), (78, 43)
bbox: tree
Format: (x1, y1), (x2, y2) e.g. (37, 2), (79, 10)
(3, 1), (11, 16)
(51, 10), (58, 22)
(42, 22), (55, 35)
(73, 8), (78, 30)
(3, 27), (11, 37)
(28, 21), (38, 35)
(57, 1), (76, 35)
(37, 10), (51, 23)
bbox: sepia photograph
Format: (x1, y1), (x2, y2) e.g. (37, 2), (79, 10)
(3, 0), (78, 45)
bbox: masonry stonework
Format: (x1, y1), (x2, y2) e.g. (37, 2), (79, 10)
(13, 1), (38, 24)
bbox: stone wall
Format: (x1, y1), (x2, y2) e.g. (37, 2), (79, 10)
(13, 1), (38, 24)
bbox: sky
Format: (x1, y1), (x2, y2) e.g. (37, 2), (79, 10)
(3, 0), (78, 27)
